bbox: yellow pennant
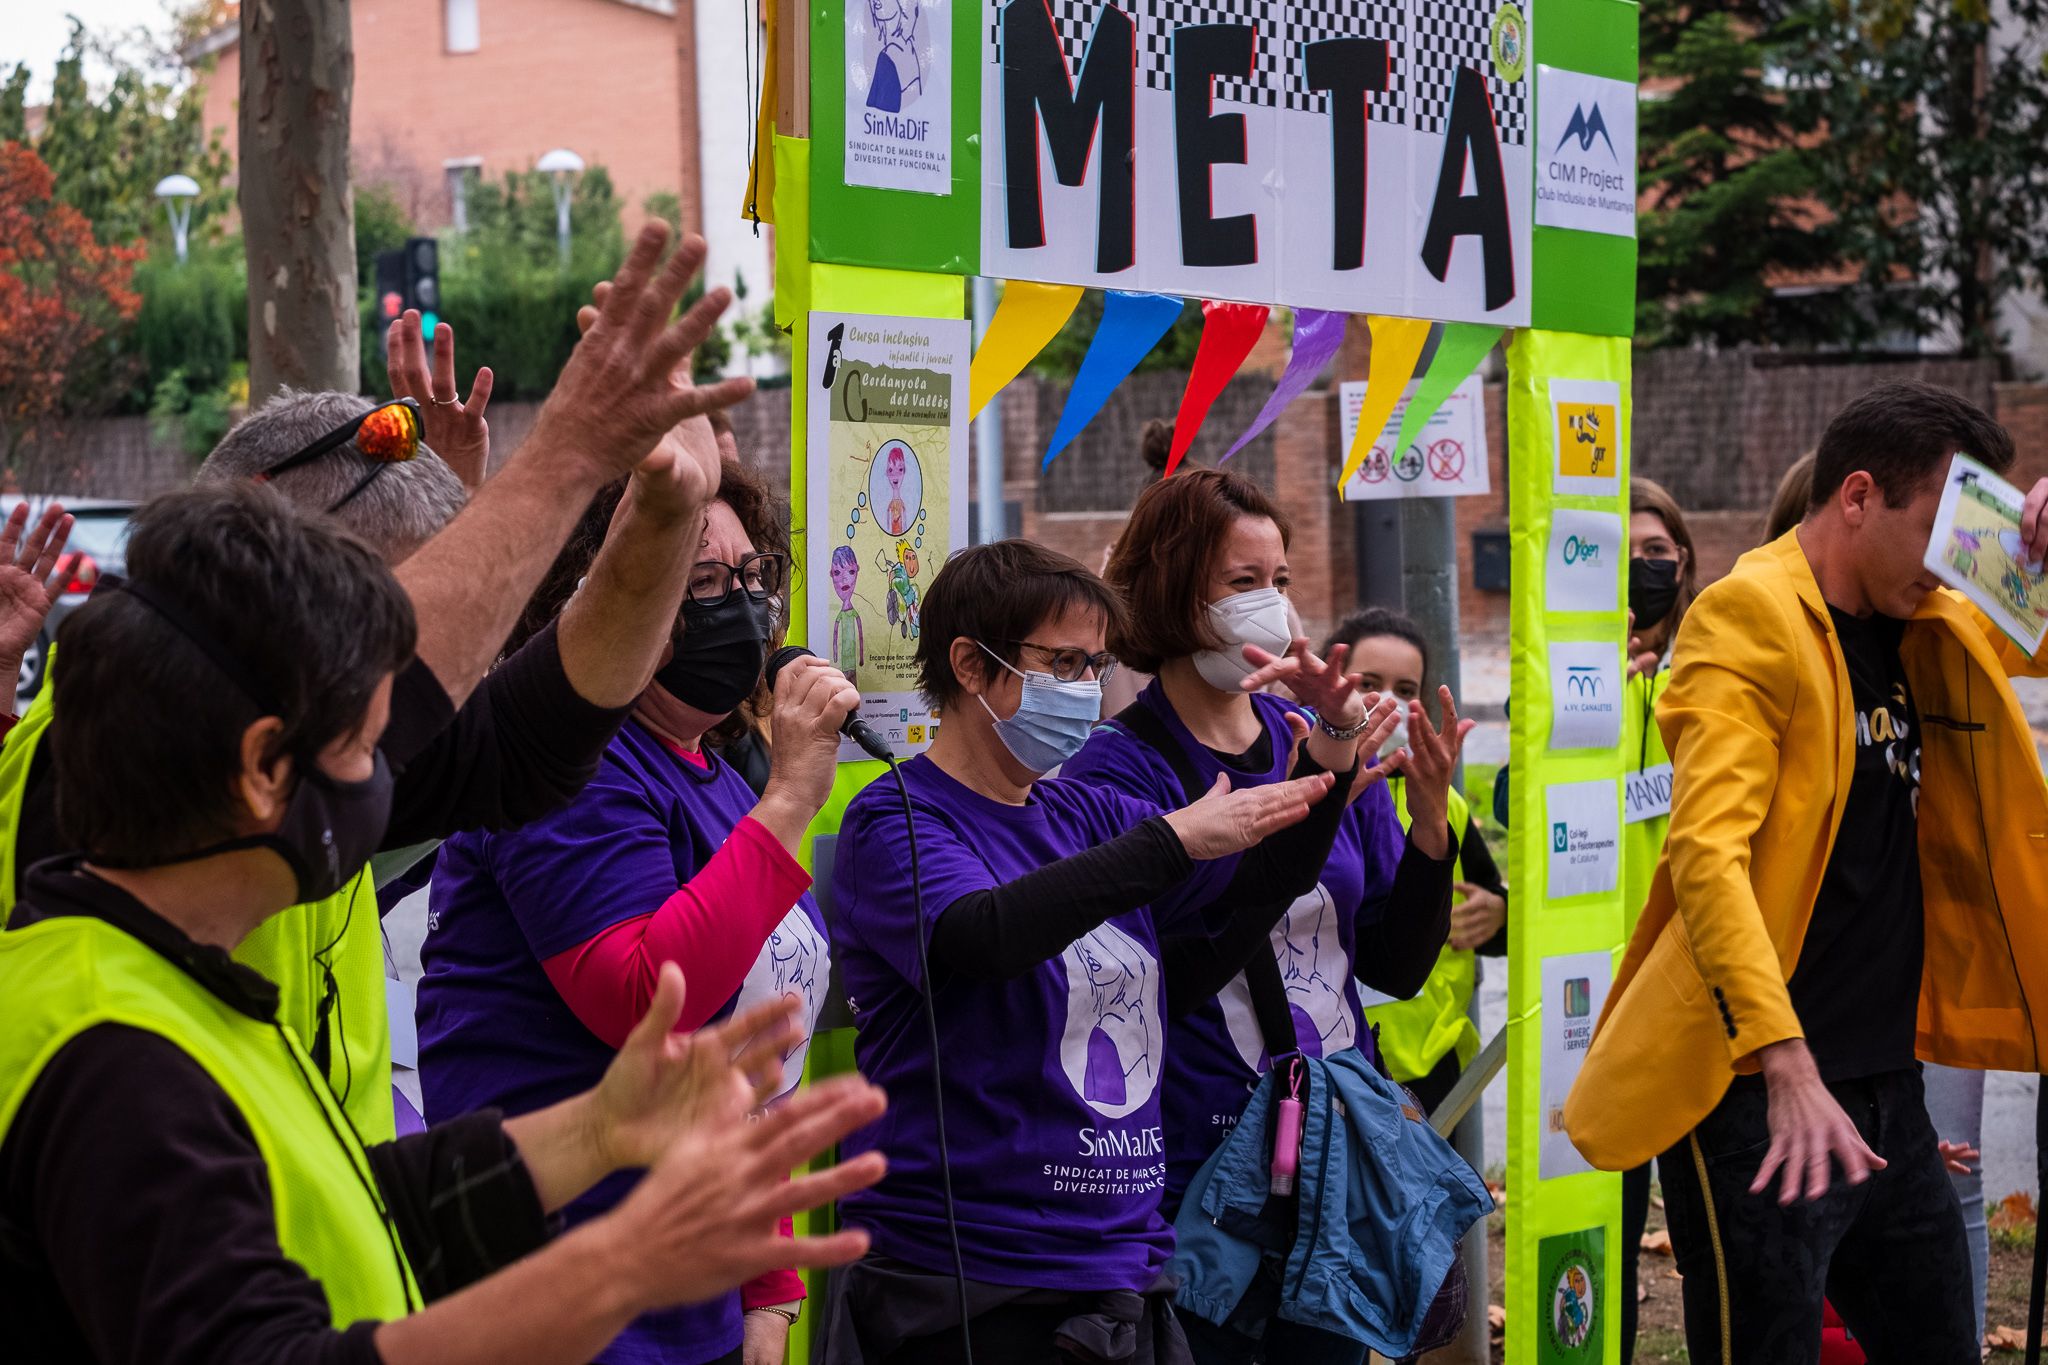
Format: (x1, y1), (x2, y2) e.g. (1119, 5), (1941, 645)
(1337, 315), (1432, 488)
(968, 282), (1085, 418)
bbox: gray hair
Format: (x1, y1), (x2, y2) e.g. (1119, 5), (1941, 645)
(197, 388), (469, 564)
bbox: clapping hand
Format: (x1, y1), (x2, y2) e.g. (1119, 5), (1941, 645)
(1240, 639), (1366, 731)
(590, 964), (805, 1172)
(0, 502), (74, 697)
(1387, 687), (1474, 860)
(386, 309), (494, 490)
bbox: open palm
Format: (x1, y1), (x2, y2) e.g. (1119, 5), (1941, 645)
(0, 503), (74, 662)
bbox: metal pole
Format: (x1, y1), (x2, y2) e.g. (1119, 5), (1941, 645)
(168, 201), (192, 264)
(972, 276), (1005, 544)
(1400, 486), (1489, 1365)
(554, 179), (572, 264)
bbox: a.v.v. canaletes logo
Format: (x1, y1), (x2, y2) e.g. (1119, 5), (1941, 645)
(1565, 665), (1603, 698)
(1555, 103), (1618, 161)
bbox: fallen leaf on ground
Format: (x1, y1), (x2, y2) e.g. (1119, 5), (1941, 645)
(1665, 1268), (1684, 1281)
(1985, 1325), (2027, 1351)
(1488, 1304), (1507, 1335)
(1641, 1229), (1673, 1256)
(1991, 1193), (2038, 1237)
(1637, 1283), (1649, 1304)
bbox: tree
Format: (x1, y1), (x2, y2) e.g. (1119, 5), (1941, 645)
(1634, 0), (1861, 348)
(0, 143), (145, 481)
(1779, 0), (2048, 358)
(2, 23), (234, 258)
(240, 0), (358, 399)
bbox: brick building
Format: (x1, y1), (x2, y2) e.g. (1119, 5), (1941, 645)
(182, 0), (772, 311)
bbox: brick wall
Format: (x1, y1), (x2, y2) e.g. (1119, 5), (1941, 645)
(195, 0), (688, 230)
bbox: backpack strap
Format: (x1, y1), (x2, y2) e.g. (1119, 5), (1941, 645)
(1107, 702), (1302, 1060)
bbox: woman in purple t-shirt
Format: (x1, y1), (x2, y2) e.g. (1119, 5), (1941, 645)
(823, 540), (1376, 1365)
(419, 458), (857, 1365)
(1063, 467), (1467, 1233)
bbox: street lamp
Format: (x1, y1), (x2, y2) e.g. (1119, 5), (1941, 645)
(536, 148), (585, 265)
(154, 173), (200, 264)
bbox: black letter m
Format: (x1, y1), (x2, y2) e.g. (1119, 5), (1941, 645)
(1000, 0), (1136, 274)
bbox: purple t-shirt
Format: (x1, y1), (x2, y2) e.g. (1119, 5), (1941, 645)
(830, 754), (1229, 1292)
(1061, 683), (1405, 1210)
(418, 721), (829, 1365)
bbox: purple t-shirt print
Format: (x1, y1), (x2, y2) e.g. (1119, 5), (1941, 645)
(1061, 683), (1405, 1212)
(1064, 922), (1163, 1118)
(829, 755), (1229, 1293)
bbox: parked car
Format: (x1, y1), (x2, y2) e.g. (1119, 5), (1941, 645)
(6, 497), (138, 711)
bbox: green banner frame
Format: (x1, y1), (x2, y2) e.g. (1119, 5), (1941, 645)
(1504, 328), (1632, 1365)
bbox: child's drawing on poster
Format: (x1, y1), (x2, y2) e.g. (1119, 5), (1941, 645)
(806, 312), (970, 762)
(1925, 454), (2048, 655)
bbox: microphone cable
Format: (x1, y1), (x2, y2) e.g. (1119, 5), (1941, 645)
(885, 750), (975, 1364)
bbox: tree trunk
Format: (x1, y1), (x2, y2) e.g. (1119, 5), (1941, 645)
(674, 0), (704, 236)
(240, 0), (358, 401)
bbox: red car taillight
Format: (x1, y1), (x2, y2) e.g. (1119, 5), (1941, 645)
(60, 554), (98, 596)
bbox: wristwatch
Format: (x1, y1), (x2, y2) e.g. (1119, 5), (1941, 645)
(1314, 708), (1371, 742)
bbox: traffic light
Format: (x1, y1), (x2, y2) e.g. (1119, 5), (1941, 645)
(372, 237), (443, 357)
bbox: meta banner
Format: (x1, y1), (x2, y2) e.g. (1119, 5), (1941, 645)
(981, 0), (1534, 324)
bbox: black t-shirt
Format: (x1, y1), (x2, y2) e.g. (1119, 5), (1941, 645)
(1787, 609), (1924, 1081)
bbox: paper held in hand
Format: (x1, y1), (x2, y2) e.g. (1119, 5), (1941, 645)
(1924, 454), (2048, 655)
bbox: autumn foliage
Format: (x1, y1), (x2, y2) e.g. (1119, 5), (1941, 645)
(0, 141), (144, 473)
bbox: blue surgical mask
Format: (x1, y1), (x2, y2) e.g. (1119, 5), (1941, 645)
(976, 643), (1102, 772)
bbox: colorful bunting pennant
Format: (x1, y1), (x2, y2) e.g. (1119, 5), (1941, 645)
(968, 281), (1085, 419)
(1043, 291), (1187, 467)
(1169, 301), (1272, 476)
(1390, 323), (1503, 459)
(1338, 315), (1432, 487)
(1221, 308), (1347, 462)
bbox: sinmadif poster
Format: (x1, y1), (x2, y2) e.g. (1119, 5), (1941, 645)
(805, 312), (970, 763)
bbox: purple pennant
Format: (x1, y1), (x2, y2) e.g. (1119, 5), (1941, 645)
(1220, 308), (1348, 461)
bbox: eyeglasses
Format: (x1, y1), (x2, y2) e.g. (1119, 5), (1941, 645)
(255, 398), (423, 515)
(997, 640), (1118, 684)
(688, 552), (788, 605)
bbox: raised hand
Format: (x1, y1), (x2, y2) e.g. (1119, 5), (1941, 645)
(1163, 769), (1337, 861)
(1239, 638), (1366, 731)
(1391, 686), (1474, 860)
(604, 1075), (887, 1310)
(0, 502), (74, 686)
(589, 965), (805, 1172)
(386, 309), (494, 490)
(537, 224), (754, 487)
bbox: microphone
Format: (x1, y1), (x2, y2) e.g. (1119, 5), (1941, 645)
(765, 645), (897, 762)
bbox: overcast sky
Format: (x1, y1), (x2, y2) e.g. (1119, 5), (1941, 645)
(4, 0), (183, 104)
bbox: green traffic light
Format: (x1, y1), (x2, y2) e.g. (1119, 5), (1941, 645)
(420, 311), (440, 339)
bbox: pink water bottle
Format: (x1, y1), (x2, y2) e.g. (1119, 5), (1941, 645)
(1270, 1059), (1306, 1196)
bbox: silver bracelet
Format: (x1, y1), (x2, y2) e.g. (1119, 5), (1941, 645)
(1315, 709), (1370, 741)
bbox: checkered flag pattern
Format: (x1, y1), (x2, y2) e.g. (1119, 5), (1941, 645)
(988, 0), (1520, 137)
(1409, 0), (1526, 143)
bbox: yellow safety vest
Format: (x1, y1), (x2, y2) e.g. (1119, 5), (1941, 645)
(0, 649), (395, 1141)
(0, 912), (419, 1324)
(1363, 780), (1480, 1085)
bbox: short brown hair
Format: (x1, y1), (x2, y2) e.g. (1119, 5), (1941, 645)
(914, 540), (1126, 710)
(1103, 468), (1291, 673)
(1631, 477), (1700, 638)
(1810, 381), (2013, 510)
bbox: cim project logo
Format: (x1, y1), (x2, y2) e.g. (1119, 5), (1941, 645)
(1554, 103), (1618, 161)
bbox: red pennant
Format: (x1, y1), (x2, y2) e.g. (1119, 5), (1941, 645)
(1168, 301), (1271, 475)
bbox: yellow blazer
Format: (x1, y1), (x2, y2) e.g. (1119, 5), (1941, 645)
(1564, 530), (2048, 1171)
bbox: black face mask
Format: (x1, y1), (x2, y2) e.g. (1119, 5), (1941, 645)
(118, 751), (396, 904)
(656, 593), (775, 716)
(1629, 556), (1682, 629)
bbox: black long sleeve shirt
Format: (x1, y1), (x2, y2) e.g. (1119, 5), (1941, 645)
(0, 864), (551, 1365)
(10, 620), (630, 902)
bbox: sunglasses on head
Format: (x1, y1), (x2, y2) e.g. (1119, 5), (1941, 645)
(255, 398), (423, 514)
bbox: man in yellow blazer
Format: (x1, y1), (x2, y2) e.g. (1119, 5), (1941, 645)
(1563, 382), (2048, 1365)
